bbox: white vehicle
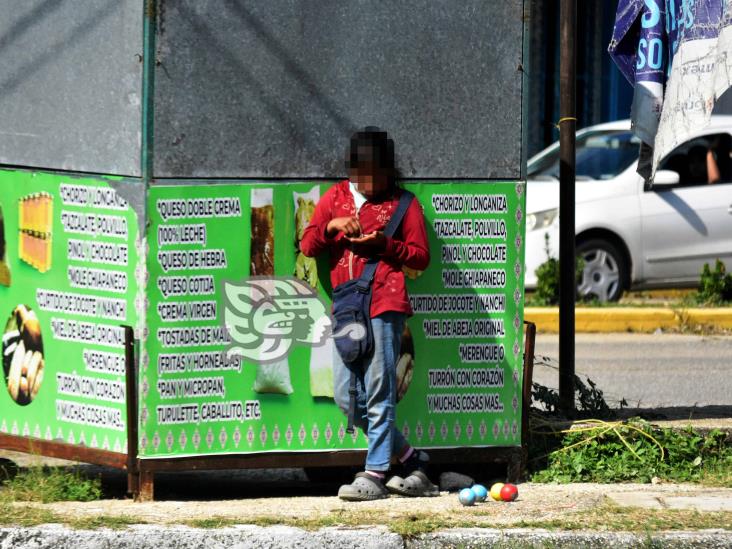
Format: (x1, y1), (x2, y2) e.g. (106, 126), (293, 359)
(525, 118), (732, 301)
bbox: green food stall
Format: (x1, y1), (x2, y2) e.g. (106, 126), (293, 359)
(0, 0), (531, 500)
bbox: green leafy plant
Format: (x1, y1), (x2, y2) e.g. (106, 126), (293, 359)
(530, 355), (625, 419)
(531, 419), (732, 486)
(1, 466), (102, 503)
(532, 233), (584, 306)
(696, 259), (732, 305)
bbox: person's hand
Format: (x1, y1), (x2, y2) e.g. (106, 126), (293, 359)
(326, 216), (362, 238)
(347, 231), (387, 252)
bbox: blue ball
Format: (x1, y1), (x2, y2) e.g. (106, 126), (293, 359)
(471, 484), (488, 502)
(458, 488), (476, 506)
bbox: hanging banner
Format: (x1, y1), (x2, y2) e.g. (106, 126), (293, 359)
(141, 181), (526, 458)
(654, 1), (732, 170)
(609, 1), (732, 177)
(0, 168), (142, 454)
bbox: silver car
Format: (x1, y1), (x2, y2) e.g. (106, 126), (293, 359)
(524, 117), (732, 301)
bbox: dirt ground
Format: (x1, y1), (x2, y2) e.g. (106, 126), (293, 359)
(25, 481), (732, 526)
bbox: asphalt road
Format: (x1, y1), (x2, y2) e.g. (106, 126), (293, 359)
(532, 333), (732, 410)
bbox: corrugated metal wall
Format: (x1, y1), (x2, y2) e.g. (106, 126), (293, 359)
(151, 0), (526, 179)
(0, 0), (143, 176)
(1, 1), (527, 179)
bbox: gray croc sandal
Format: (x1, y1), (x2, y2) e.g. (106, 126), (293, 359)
(386, 470), (439, 497)
(338, 472), (390, 501)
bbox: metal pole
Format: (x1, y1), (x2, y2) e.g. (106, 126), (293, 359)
(141, 0), (156, 183)
(123, 325), (139, 497)
(558, 0), (576, 416)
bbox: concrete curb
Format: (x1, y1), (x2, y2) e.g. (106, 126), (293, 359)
(412, 528), (732, 548)
(524, 307), (732, 333)
(1, 525), (731, 548)
(0, 524), (404, 549)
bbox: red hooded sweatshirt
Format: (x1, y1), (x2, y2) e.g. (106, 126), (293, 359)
(300, 180), (430, 318)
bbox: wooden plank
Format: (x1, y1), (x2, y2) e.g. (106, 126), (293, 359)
(0, 433), (127, 469)
(138, 450), (368, 472)
(137, 446), (521, 473)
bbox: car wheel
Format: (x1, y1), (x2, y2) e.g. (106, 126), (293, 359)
(576, 239), (627, 302)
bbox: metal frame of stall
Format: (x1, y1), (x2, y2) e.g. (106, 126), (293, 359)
(0, 0), (536, 502)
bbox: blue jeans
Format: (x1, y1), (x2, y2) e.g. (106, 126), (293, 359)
(333, 311), (408, 472)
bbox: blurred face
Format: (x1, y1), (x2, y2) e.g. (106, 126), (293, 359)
(350, 162), (391, 199)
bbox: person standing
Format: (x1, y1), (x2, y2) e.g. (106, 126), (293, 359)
(300, 127), (437, 500)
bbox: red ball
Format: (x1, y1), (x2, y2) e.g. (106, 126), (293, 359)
(500, 483), (518, 502)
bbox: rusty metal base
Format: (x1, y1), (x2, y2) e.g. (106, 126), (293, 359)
(133, 445), (523, 502)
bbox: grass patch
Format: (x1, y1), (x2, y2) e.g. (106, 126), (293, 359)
(180, 503), (732, 536)
(530, 418), (732, 486)
(67, 514), (145, 530)
(237, 511), (468, 536)
(0, 501), (61, 527)
(0, 504), (148, 530)
(186, 517), (241, 529)
(183, 513), (350, 531)
(1, 466), (102, 503)
(518, 501), (732, 532)
(0, 500), (143, 530)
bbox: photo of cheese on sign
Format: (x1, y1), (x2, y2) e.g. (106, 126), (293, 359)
(18, 193), (53, 273)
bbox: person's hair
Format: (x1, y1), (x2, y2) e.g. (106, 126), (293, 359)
(688, 144), (707, 158)
(346, 126), (397, 186)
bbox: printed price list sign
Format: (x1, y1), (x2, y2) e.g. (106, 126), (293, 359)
(142, 181), (525, 458)
(0, 169), (141, 453)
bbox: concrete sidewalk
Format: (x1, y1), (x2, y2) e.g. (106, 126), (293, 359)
(2, 449), (732, 547)
(1, 480), (729, 548)
(26, 481), (731, 524)
(2, 413), (731, 548)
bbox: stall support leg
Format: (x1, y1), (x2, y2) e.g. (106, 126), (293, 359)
(123, 325), (141, 499)
(137, 471), (154, 502)
(127, 468), (139, 498)
(520, 321), (537, 478)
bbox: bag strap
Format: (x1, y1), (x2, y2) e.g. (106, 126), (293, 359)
(355, 190), (414, 291)
(346, 369), (358, 433)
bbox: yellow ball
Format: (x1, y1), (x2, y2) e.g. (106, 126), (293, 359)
(490, 483), (504, 501)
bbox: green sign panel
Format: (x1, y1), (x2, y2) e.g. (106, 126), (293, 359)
(0, 169), (141, 454)
(142, 181), (525, 458)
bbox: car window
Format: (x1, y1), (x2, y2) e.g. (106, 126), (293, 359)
(658, 133), (732, 186)
(528, 131), (640, 180)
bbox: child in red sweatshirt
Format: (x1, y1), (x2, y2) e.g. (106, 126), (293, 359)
(300, 127), (438, 500)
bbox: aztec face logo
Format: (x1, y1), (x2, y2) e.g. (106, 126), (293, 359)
(223, 277), (336, 364)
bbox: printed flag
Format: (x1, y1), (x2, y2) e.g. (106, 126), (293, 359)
(609, 0), (732, 180)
